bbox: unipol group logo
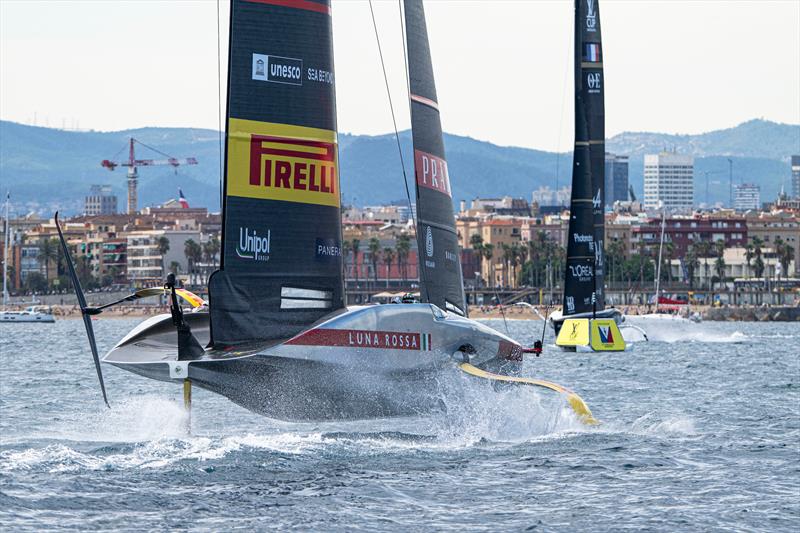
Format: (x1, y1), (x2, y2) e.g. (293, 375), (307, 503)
(237, 227), (271, 262)
(415, 150), (452, 197)
(252, 54), (303, 86)
(586, 0), (597, 31)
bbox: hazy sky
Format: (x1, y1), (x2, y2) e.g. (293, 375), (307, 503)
(1, 0), (798, 152)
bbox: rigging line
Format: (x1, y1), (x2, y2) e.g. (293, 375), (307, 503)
(396, 0), (431, 304)
(554, 6), (572, 203)
(368, 0), (428, 303)
(493, 285), (509, 335)
(216, 0), (224, 211)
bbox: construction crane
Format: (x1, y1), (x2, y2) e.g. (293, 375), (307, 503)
(101, 138), (198, 214)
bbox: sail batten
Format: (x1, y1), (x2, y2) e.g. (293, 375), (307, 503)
(209, 0), (343, 346)
(404, 0), (466, 316)
(563, 0), (606, 316)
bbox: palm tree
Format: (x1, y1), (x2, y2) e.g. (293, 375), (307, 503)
(341, 240), (352, 278)
(351, 238), (361, 286)
(500, 243), (514, 287)
(156, 236), (170, 279)
(203, 236), (220, 268)
(382, 247), (395, 287)
(37, 237), (59, 284)
(169, 261), (181, 275)
(714, 239), (726, 289)
(774, 237), (794, 280)
(744, 243), (754, 279)
(516, 243), (529, 286)
(752, 237), (765, 278)
(469, 233), (484, 286)
(482, 243), (494, 286)
(696, 240), (712, 290)
(663, 241), (675, 284)
(368, 237), (380, 288)
(396, 234), (411, 283)
(184, 239), (202, 280)
(685, 244), (700, 289)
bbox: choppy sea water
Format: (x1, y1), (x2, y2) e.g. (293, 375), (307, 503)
(1, 318), (798, 531)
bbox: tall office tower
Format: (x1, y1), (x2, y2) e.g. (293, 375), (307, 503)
(604, 153), (629, 207)
(734, 183), (760, 211)
(643, 152), (694, 212)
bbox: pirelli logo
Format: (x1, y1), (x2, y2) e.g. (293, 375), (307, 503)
(227, 118), (340, 207)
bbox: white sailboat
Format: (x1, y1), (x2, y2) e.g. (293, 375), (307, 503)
(1, 194), (55, 324)
(623, 210), (701, 339)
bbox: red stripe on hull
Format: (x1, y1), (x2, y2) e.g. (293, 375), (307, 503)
(287, 328), (427, 351)
(245, 0), (331, 15)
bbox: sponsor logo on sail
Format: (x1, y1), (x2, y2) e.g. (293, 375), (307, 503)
(595, 239), (604, 267)
(237, 227), (271, 261)
(425, 226), (436, 268)
(425, 226), (434, 257)
(425, 226), (435, 269)
(566, 296), (575, 313)
(315, 238), (341, 262)
(587, 72), (601, 94)
(586, 0), (597, 31)
(592, 188), (602, 209)
(227, 119), (340, 207)
(252, 54), (303, 86)
(568, 264), (593, 281)
(573, 234), (593, 243)
(584, 43), (602, 63)
(414, 150), (452, 197)
(306, 67), (334, 84)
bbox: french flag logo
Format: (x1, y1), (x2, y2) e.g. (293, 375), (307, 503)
(584, 43), (602, 63)
(178, 188), (189, 209)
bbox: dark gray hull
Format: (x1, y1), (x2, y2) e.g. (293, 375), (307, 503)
(104, 304), (523, 421)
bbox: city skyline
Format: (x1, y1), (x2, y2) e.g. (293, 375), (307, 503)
(1, 1), (799, 152)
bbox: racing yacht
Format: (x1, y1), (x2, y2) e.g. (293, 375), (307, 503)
(59, 0), (596, 423)
(549, 0), (626, 351)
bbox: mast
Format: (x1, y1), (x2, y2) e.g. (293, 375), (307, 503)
(208, 0), (343, 346)
(2, 193), (9, 308)
(403, 0), (466, 316)
(563, 0), (599, 317)
(654, 209), (666, 311)
(584, 0), (606, 309)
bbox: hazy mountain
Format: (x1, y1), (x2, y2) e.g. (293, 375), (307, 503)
(606, 119), (800, 160)
(0, 119), (796, 216)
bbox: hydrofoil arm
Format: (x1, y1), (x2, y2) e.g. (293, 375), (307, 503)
(458, 362), (598, 425)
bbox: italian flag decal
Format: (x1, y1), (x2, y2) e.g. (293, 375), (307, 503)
(421, 333), (432, 351)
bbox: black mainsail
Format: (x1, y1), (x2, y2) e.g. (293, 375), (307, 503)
(563, 0), (605, 316)
(209, 0), (344, 345)
(404, 0), (466, 316)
